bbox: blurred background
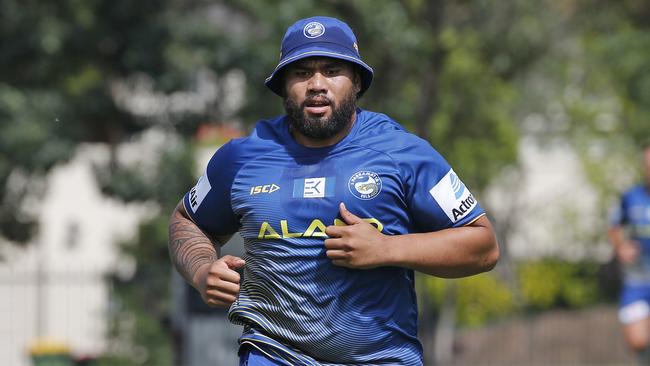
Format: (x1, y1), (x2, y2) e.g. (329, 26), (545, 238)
(1, 0), (649, 365)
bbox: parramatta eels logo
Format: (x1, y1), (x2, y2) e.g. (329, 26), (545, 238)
(303, 22), (325, 39)
(348, 171), (382, 200)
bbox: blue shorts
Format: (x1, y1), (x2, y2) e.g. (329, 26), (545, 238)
(619, 283), (650, 324)
(239, 345), (283, 366)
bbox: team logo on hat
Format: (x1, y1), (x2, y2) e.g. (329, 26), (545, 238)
(303, 22), (325, 38)
(348, 171), (382, 200)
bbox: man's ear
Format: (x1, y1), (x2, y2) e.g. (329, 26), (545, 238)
(354, 70), (362, 94)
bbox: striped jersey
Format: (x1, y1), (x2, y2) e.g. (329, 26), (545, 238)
(183, 109), (485, 365)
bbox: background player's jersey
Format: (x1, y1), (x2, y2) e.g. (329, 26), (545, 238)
(611, 185), (650, 284)
(184, 109), (485, 365)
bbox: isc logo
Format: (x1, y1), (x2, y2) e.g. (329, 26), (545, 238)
(250, 184), (280, 195)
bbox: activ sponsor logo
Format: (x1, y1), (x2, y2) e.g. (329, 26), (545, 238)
(428, 169), (477, 223)
(450, 172), (465, 199)
(452, 194), (477, 222)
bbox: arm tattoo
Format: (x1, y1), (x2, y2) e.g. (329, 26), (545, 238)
(168, 211), (218, 286)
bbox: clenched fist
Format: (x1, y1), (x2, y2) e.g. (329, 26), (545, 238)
(193, 255), (245, 307)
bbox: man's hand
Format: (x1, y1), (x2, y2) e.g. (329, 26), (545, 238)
(616, 240), (640, 265)
(324, 202), (389, 269)
(193, 255), (245, 307)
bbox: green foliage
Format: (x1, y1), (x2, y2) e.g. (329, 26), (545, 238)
(432, 27), (519, 190)
(106, 217), (176, 366)
(421, 273), (516, 328)
(0, 86), (73, 241)
(518, 259), (600, 311)
(100, 141), (196, 365)
(454, 274), (517, 327)
(531, 1), (650, 200)
(419, 259), (605, 328)
(0, 0), (174, 243)
(578, 2), (650, 146)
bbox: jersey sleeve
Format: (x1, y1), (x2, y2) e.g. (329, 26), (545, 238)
(395, 138), (485, 232)
(182, 141), (240, 236)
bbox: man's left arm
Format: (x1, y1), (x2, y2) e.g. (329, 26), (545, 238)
(325, 202), (499, 278)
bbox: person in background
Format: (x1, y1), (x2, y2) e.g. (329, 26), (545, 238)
(169, 15), (499, 366)
(609, 142), (650, 364)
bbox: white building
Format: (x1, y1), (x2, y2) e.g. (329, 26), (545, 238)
(0, 143), (151, 366)
(485, 138), (614, 261)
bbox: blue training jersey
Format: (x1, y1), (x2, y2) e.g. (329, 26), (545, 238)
(183, 109), (485, 365)
(610, 185), (650, 284)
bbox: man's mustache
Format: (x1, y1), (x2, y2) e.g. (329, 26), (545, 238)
(302, 94), (333, 108)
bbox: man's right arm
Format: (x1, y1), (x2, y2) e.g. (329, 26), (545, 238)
(608, 225), (639, 265)
(168, 200), (244, 307)
(608, 194), (639, 266)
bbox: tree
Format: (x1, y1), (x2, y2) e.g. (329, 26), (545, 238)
(0, 0), (172, 243)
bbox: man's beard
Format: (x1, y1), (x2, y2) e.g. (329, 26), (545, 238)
(284, 90), (357, 141)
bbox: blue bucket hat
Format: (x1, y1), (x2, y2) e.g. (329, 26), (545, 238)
(265, 16), (374, 97)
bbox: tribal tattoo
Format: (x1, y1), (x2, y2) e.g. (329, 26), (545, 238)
(168, 202), (219, 285)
